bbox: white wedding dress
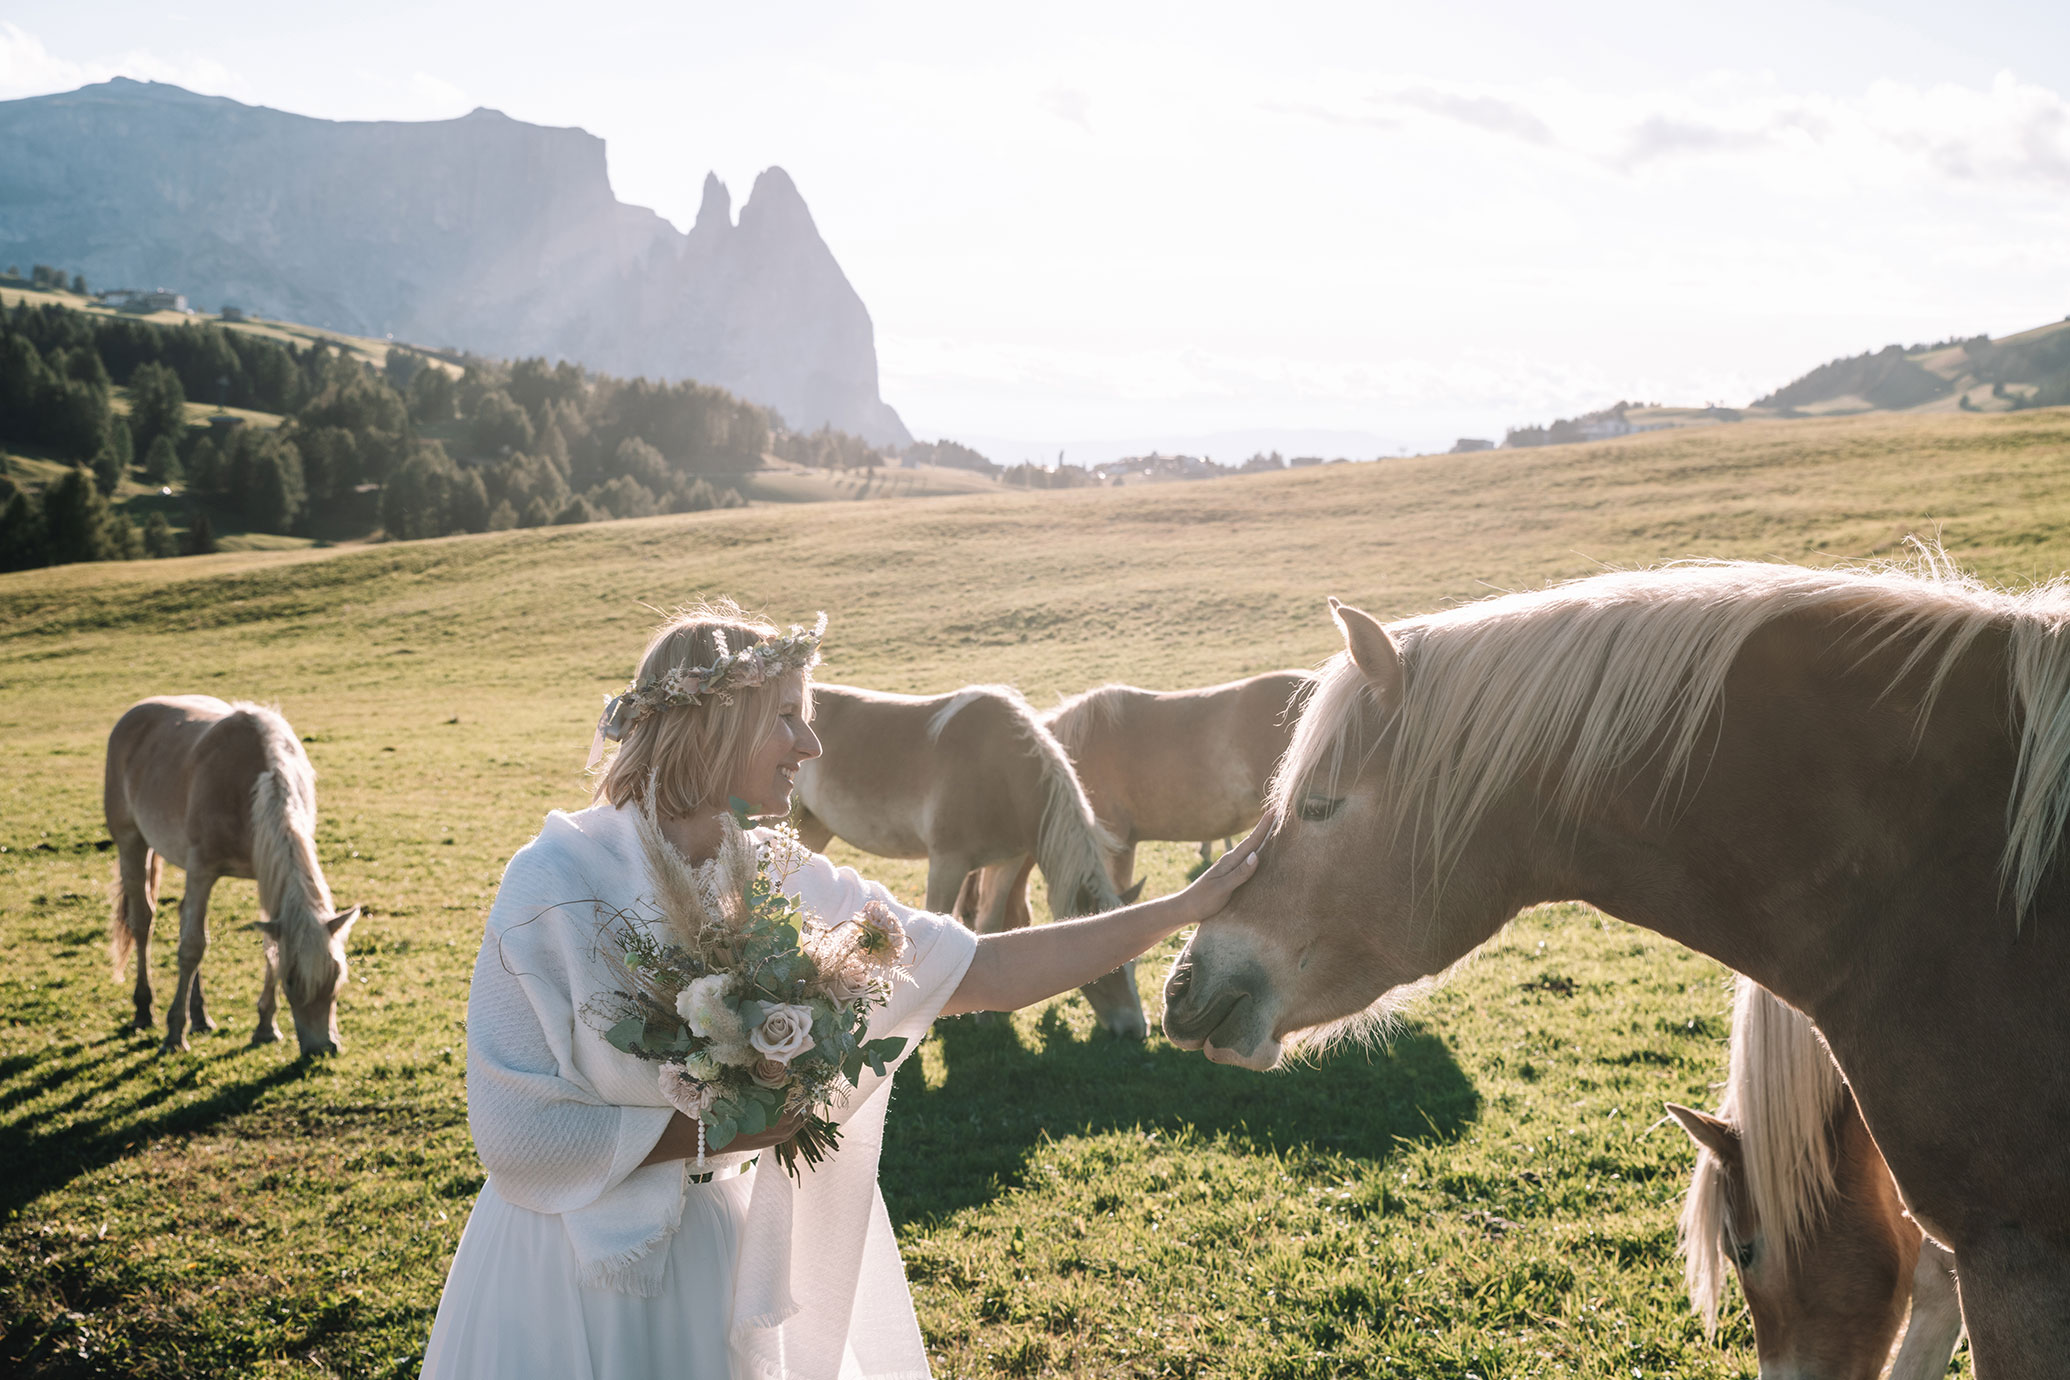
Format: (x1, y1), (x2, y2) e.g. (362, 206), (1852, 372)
(419, 805), (976, 1380)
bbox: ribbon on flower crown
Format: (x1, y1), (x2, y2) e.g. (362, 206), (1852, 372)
(585, 613), (827, 771)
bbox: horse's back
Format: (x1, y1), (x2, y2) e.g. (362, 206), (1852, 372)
(105, 696), (300, 875)
(1062, 671), (1307, 840)
(803, 682), (1052, 859)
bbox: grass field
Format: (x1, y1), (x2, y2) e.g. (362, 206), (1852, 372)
(8, 407), (2066, 1376)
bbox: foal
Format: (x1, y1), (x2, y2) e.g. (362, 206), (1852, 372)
(105, 696), (360, 1055)
(793, 682), (1144, 1036)
(1670, 977), (1964, 1379)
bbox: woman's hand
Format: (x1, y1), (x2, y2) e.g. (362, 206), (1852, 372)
(642, 1110), (807, 1166)
(1160, 815), (1270, 930)
(716, 1112), (808, 1155)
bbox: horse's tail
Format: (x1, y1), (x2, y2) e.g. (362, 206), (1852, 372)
(242, 707), (332, 924)
(109, 852), (160, 979)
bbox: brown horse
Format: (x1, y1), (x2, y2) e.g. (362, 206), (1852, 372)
(1668, 976), (1964, 1379)
(1163, 560), (2070, 1376)
(792, 682), (1145, 1037)
(961, 671), (1311, 931)
(106, 696), (360, 1056)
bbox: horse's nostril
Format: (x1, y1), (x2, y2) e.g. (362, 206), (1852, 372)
(1166, 964), (1193, 999)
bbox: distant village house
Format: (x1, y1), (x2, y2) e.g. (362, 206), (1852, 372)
(98, 287), (189, 313)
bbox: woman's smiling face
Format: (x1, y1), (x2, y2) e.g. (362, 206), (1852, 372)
(730, 669), (821, 818)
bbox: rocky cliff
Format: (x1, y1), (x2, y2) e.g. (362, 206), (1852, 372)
(0, 79), (909, 443)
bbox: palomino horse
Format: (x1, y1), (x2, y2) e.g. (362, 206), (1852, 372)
(1163, 561), (2070, 1376)
(106, 696), (360, 1056)
(1668, 976), (1964, 1379)
(960, 672), (1311, 931)
(792, 682), (1145, 1037)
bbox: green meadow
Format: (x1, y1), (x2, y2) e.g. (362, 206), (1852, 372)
(9, 407), (2066, 1377)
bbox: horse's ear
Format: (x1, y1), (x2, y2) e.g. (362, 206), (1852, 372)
(1328, 597), (1404, 703)
(326, 905), (363, 940)
(1119, 879), (1146, 905)
(1666, 1102), (1742, 1165)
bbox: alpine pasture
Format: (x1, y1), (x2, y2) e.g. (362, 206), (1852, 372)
(10, 408), (2064, 1377)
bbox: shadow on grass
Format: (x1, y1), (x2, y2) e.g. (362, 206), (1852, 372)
(882, 1007), (1478, 1228)
(0, 1029), (310, 1221)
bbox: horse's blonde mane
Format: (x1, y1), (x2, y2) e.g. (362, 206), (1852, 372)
(242, 704), (339, 1003)
(930, 685), (1121, 915)
(1679, 977), (1847, 1331)
(1271, 552), (2070, 917)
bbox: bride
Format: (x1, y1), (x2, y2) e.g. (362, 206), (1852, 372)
(420, 600), (1263, 1379)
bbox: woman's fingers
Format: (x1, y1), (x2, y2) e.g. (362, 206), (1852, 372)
(1203, 815), (1272, 882)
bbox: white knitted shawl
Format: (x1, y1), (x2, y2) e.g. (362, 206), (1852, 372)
(467, 802), (977, 1379)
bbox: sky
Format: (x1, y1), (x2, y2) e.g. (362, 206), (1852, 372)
(5, 2), (2069, 461)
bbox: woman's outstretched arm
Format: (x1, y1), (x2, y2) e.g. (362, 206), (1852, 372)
(939, 817), (1268, 1017)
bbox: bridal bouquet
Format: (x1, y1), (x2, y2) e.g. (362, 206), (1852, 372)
(586, 806), (911, 1177)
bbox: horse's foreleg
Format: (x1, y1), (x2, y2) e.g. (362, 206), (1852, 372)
(162, 870), (217, 1053)
(925, 855), (978, 915)
(973, 858), (1036, 936)
(1955, 1229), (2070, 1379)
(253, 942), (282, 1046)
(187, 967), (215, 1034)
(1887, 1239), (1963, 1380)
(1106, 843), (1138, 896)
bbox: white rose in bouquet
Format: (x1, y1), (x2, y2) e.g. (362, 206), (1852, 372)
(750, 1003), (817, 1062)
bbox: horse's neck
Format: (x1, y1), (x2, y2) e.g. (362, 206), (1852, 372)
(1509, 618), (2016, 1010)
(251, 768), (332, 919)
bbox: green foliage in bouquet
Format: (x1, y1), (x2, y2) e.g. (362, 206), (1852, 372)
(587, 804), (913, 1176)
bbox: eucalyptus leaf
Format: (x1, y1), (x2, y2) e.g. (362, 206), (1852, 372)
(737, 1098), (768, 1136)
(605, 1016), (647, 1052)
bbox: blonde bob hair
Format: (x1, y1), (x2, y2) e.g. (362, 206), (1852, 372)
(594, 599), (813, 819)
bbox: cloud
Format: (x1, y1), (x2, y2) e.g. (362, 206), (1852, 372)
(1041, 84), (1092, 132)
(1378, 87), (1556, 146)
(1259, 99), (1398, 132)
(1616, 113), (1773, 168)
(0, 21), (245, 103)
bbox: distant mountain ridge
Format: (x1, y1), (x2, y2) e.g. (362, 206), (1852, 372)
(0, 79), (909, 444)
(1751, 318), (2070, 416)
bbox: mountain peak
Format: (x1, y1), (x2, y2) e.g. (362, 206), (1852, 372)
(740, 166), (817, 238)
(693, 172), (733, 234)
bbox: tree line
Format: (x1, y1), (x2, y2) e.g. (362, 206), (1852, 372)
(0, 294), (828, 572)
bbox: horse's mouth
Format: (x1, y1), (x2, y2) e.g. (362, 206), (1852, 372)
(1173, 990), (1280, 1069)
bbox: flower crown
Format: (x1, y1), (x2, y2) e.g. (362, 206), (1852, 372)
(586, 612), (826, 770)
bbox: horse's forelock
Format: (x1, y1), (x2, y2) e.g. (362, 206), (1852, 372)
(1678, 1139), (1734, 1335)
(1725, 977), (1846, 1262)
(1267, 651), (1379, 829)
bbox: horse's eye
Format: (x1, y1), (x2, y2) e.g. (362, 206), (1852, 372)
(1734, 1240), (1758, 1269)
(1298, 796), (1344, 823)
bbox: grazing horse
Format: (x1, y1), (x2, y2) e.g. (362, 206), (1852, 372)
(792, 682), (1145, 1037)
(1668, 976), (1964, 1379)
(106, 696), (360, 1056)
(961, 671), (1311, 931)
(1163, 560), (2070, 1376)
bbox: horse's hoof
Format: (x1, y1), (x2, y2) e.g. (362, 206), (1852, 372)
(158, 1037), (188, 1055)
(251, 1025), (281, 1046)
(191, 1018), (218, 1035)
